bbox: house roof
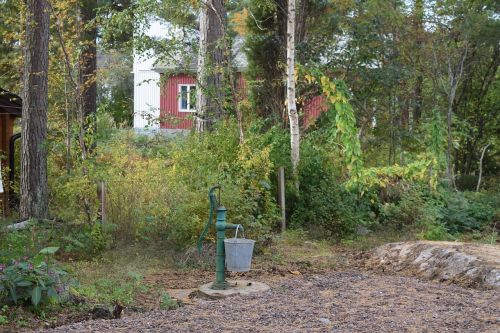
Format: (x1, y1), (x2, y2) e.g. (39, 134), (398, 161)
(151, 37), (248, 73)
(0, 88), (22, 117)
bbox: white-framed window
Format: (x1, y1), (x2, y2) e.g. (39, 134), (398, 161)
(178, 84), (196, 112)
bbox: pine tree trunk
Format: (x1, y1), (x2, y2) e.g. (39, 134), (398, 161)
(79, 0), (97, 118)
(287, 0), (300, 190)
(20, 0), (50, 219)
(412, 0), (424, 125)
(196, 0), (227, 132)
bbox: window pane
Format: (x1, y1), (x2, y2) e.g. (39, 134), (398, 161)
(189, 86), (196, 110)
(180, 86), (188, 110)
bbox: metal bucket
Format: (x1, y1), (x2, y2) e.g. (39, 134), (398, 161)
(224, 237), (255, 272)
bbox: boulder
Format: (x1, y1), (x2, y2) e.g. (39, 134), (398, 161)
(367, 241), (499, 289)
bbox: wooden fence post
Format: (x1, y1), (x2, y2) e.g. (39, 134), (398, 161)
(278, 167), (286, 232)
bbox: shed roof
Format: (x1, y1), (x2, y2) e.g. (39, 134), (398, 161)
(0, 88), (22, 117)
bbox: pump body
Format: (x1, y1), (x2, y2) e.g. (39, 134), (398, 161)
(198, 186), (243, 290)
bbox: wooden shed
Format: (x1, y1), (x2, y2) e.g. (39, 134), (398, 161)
(0, 88), (22, 215)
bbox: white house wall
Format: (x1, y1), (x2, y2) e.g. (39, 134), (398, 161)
(133, 70), (161, 129)
(133, 19), (169, 130)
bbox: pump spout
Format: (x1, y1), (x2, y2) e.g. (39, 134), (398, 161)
(225, 223), (244, 237)
(222, 223), (242, 231)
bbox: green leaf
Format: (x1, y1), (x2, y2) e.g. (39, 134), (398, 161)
(33, 255), (44, 267)
(31, 286), (42, 307)
(38, 247), (59, 255)
(8, 286), (17, 304)
(37, 278), (46, 289)
(16, 280), (32, 287)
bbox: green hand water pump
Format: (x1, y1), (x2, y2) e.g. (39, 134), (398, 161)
(197, 186), (243, 290)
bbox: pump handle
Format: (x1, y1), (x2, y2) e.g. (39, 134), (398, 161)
(197, 186), (220, 255)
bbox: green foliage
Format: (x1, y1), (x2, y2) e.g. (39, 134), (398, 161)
(373, 183), (497, 240)
(48, 119), (278, 248)
(73, 272), (144, 306)
(0, 305), (8, 325)
(90, 223), (106, 253)
(244, 0), (286, 120)
(0, 248), (67, 308)
(420, 221), (454, 241)
(159, 292), (178, 310)
(291, 175), (370, 240)
(420, 111), (448, 189)
(97, 50), (134, 126)
(380, 184), (427, 227)
(317, 75), (364, 182)
(440, 191), (495, 234)
(0, 0), (21, 90)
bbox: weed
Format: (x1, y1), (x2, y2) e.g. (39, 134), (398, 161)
(0, 247), (67, 308)
(159, 292), (178, 310)
(0, 305), (9, 325)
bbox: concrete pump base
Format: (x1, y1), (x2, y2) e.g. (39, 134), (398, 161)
(198, 280), (270, 299)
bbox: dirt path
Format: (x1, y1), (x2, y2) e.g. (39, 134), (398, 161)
(42, 270), (499, 333)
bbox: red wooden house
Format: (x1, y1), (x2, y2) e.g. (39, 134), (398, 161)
(133, 36), (327, 133)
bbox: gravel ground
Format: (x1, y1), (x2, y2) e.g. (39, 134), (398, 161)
(42, 270), (499, 333)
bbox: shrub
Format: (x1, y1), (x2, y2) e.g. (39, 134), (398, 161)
(440, 190), (495, 234)
(286, 129), (373, 239)
(291, 177), (369, 239)
(418, 199), (454, 241)
(455, 175), (478, 191)
(0, 247), (67, 308)
(380, 184), (427, 227)
(48, 119), (279, 248)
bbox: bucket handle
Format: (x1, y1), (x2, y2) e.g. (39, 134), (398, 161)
(234, 224), (245, 239)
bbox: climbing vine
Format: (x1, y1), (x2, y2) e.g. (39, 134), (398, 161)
(301, 68), (446, 192)
(303, 70), (364, 187)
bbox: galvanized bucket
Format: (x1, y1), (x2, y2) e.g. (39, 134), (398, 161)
(224, 226), (255, 272)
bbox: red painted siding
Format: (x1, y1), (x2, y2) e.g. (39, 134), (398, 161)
(160, 73), (327, 130)
(160, 74), (195, 129)
(235, 73), (247, 101)
(303, 95), (328, 127)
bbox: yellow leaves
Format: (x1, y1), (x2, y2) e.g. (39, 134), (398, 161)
(237, 143), (273, 181)
(231, 8), (249, 36)
(355, 157), (438, 192)
(304, 74), (316, 84)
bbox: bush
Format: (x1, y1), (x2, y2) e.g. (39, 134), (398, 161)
(48, 119), (279, 248)
(380, 184), (427, 227)
(285, 129), (373, 239)
(0, 247), (67, 308)
(440, 191), (495, 234)
(455, 175), (478, 191)
(291, 176), (370, 240)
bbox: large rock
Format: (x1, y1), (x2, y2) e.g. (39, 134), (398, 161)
(367, 241), (500, 289)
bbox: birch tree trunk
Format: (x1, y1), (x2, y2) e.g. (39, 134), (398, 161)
(196, 0), (227, 132)
(476, 143), (491, 192)
(287, 0), (300, 190)
(445, 47), (468, 188)
(20, 0), (50, 219)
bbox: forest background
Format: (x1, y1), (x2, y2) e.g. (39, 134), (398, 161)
(0, 0), (498, 324)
